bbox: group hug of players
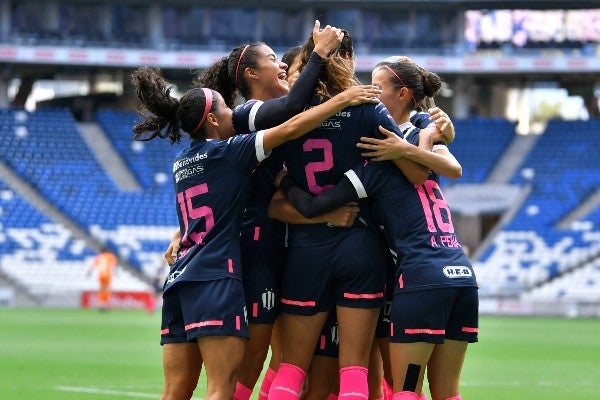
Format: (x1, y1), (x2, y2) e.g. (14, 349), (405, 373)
(131, 20), (478, 400)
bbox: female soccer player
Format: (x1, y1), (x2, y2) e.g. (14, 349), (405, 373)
(131, 66), (381, 400)
(266, 30), (428, 400)
(276, 51), (457, 400)
(197, 21), (353, 400)
(273, 58), (478, 400)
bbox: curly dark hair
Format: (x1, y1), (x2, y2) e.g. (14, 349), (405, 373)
(131, 67), (216, 143)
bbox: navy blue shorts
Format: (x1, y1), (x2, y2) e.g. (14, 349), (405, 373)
(390, 287), (479, 344)
(313, 309), (339, 358)
(241, 239), (286, 324)
(281, 228), (387, 315)
(160, 279), (249, 345)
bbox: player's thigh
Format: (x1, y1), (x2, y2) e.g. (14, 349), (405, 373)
(388, 342), (433, 394)
(279, 311), (329, 371)
(426, 339), (468, 400)
(198, 336), (246, 395)
(336, 305), (380, 367)
(162, 342), (203, 398)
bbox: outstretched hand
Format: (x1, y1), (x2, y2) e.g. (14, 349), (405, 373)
(357, 125), (410, 161)
(312, 20), (344, 58)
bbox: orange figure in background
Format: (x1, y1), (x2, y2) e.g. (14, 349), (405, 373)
(90, 251), (118, 311)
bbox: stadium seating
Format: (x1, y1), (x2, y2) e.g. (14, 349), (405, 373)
(474, 119), (600, 296)
(523, 257), (600, 302)
(2, 105), (600, 306)
(442, 117), (516, 185)
(0, 108), (177, 277)
(0, 178), (149, 296)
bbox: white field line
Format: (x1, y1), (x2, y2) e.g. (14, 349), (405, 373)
(55, 385), (202, 399)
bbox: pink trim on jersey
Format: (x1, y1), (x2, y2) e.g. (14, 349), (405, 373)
(462, 327), (479, 333)
(398, 274), (404, 289)
(228, 258), (234, 273)
(320, 334), (326, 349)
(281, 298), (316, 307)
(390, 322), (394, 336)
(254, 226), (260, 241)
(236, 315), (241, 330)
(185, 320), (224, 331)
(404, 328), (445, 335)
(253, 302), (259, 317)
(343, 292), (384, 299)
(160, 328), (170, 335)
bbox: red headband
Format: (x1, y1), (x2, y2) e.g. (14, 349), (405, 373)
(383, 65), (417, 108)
(235, 45), (250, 88)
(191, 88), (213, 134)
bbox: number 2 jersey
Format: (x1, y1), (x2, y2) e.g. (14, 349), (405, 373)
(281, 123), (477, 292)
(280, 99), (402, 246)
(164, 132), (269, 293)
(231, 51), (326, 247)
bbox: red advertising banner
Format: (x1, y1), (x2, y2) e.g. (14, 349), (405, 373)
(81, 291), (156, 310)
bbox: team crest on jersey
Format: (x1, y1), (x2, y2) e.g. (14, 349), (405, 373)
(330, 323), (339, 345)
(442, 266), (472, 278)
(261, 288), (276, 310)
(166, 265), (187, 284)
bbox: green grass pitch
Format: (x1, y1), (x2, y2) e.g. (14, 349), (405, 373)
(0, 308), (598, 399)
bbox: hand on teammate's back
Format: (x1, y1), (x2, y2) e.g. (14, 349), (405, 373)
(338, 85), (382, 107)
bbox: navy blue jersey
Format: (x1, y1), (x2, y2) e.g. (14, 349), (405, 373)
(233, 99), (286, 246)
(347, 161), (476, 292)
(164, 132), (269, 292)
(409, 110), (432, 129)
(280, 99), (402, 246)
(230, 53), (325, 247)
(280, 125), (476, 291)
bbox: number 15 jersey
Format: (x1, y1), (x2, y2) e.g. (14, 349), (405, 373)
(164, 133), (268, 293)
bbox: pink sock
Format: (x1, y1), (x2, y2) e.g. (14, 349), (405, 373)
(327, 394), (339, 400)
(445, 396), (461, 400)
(419, 393), (428, 400)
(234, 382), (253, 400)
(382, 379), (393, 400)
(258, 368), (277, 400)
(392, 392), (420, 400)
(339, 366), (368, 400)
(267, 363), (306, 400)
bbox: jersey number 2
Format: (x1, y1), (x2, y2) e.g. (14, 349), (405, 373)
(303, 138), (334, 194)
